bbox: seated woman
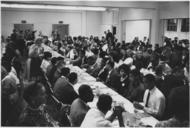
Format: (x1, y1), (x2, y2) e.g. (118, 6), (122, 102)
(118, 64), (130, 96)
(90, 51), (107, 77)
(19, 82), (58, 126)
(124, 69), (145, 102)
(40, 51), (52, 73)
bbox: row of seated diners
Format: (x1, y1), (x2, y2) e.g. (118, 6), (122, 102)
(41, 45), (159, 127)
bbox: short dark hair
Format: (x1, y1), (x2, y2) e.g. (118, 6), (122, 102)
(107, 60), (114, 68)
(119, 64), (130, 74)
(61, 67), (70, 77)
(43, 51), (52, 60)
(97, 94), (112, 112)
(56, 56), (64, 62)
(92, 48), (99, 55)
(68, 72), (77, 84)
(23, 82), (44, 106)
(155, 66), (163, 75)
(144, 74), (155, 83)
(130, 69), (140, 77)
(51, 57), (57, 65)
(78, 84), (94, 102)
(99, 51), (106, 58)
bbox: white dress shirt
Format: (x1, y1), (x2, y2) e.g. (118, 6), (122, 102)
(81, 108), (112, 127)
(67, 49), (75, 60)
(143, 87), (165, 118)
(40, 59), (51, 73)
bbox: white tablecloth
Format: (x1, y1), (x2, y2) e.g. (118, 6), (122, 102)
(66, 65), (159, 127)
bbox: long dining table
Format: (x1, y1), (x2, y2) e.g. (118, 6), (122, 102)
(66, 64), (159, 127)
(42, 44), (159, 127)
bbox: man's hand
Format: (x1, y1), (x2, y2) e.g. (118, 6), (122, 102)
(133, 101), (144, 110)
(113, 106), (125, 116)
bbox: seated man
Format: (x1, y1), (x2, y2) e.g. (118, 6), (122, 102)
(69, 84), (94, 126)
(54, 71), (78, 105)
(81, 94), (124, 127)
(133, 74), (165, 119)
(98, 60), (122, 93)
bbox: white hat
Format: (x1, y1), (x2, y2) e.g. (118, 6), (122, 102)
(48, 37), (52, 42)
(124, 57), (133, 65)
(140, 68), (155, 76)
(130, 65), (136, 70)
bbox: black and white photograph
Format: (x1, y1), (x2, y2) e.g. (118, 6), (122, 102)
(1, 0), (189, 127)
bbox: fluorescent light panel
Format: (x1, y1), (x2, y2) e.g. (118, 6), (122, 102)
(1, 3), (106, 11)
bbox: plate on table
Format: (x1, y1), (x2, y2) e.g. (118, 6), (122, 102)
(122, 111), (141, 127)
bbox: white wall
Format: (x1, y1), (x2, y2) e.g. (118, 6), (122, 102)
(86, 11), (102, 37)
(100, 10), (119, 39)
(1, 8), (103, 38)
(101, 11), (113, 36)
(125, 20), (150, 42)
(159, 2), (189, 19)
(1, 8), (82, 38)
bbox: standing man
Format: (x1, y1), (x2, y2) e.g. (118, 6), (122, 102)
(106, 30), (113, 42)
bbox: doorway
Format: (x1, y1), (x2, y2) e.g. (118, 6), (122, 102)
(14, 24), (34, 32)
(123, 20), (151, 43)
(52, 24), (69, 40)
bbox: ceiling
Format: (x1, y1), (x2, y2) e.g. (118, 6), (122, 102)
(2, 1), (160, 9)
(2, 1), (188, 10)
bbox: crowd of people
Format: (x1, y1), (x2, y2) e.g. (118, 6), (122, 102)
(1, 29), (189, 127)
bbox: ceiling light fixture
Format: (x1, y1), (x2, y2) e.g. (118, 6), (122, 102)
(1, 3), (106, 11)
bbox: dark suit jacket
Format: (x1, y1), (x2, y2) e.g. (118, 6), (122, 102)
(53, 77), (78, 105)
(105, 69), (122, 93)
(97, 67), (109, 82)
(161, 74), (184, 98)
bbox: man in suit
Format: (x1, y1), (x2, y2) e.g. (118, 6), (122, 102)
(53, 68), (78, 104)
(70, 50), (86, 67)
(104, 60), (122, 93)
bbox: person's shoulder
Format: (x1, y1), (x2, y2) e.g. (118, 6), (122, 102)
(155, 87), (165, 99)
(155, 117), (189, 127)
(97, 118), (112, 127)
(71, 98), (80, 105)
(2, 74), (16, 85)
(87, 108), (97, 113)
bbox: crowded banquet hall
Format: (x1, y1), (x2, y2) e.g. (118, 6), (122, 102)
(1, 0), (189, 127)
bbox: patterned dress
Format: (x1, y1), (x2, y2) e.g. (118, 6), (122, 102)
(19, 104), (59, 126)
